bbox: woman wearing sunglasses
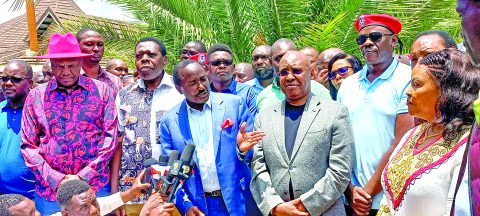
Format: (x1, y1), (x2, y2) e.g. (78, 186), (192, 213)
(327, 53), (363, 100)
(377, 48), (480, 215)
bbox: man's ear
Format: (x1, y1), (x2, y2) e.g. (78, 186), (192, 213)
(175, 85), (183, 94)
(162, 56), (168, 66)
(28, 80), (34, 89)
(61, 209), (69, 216)
(392, 35), (399, 47)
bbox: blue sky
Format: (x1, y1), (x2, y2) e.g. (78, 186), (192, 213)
(0, 0), (135, 24)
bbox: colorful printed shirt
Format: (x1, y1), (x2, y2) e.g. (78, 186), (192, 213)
(116, 73), (183, 203)
(81, 67), (123, 94)
(20, 76), (118, 201)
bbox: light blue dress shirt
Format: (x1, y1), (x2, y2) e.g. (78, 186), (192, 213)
(187, 99), (221, 192)
(337, 59), (411, 209)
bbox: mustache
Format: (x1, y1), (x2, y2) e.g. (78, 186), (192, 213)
(196, 89), (208, 97)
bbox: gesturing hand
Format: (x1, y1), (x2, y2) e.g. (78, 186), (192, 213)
(237, 122), (266, 152)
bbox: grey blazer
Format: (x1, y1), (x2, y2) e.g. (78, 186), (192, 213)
(250, 95), (354, 216)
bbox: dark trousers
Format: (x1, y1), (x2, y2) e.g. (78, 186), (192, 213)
(345, 204), (378, 216)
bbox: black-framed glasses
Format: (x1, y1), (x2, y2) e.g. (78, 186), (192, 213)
(181, 50), (198, 56)
(356, 32), (394, 45)
(0, 76), (27, 84)
(210, 59), (233, 66)
(328, 66), (352, 80)
(279, 68), (303, 76)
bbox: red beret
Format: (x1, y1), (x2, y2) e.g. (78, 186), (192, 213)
(188, 53), (208, 65)
(354, 14), (402, 34)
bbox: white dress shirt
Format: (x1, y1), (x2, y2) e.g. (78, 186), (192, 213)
(187, 99), (221, 192)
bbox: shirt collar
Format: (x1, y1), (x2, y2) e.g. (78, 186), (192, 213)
(252, 78), (265, 90)
(48, 75), (88, 92)
(358, 58), (400, 82)
(80, 67), (107, 78)
(186, 98), (212, 113)
(137, 71), (174, 91)
(210, 78), (236, 93)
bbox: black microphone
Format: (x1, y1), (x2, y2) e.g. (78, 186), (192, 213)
(158, 155), (169, 166)
(167, 144), (196, 203)
(168, 150), (179, 166)
(142, 158), (157, 195)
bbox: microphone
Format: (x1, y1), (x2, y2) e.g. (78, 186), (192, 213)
(158, 155), (169, 166)
(142, 158), (158, 195)
(166, 144), (196, 203)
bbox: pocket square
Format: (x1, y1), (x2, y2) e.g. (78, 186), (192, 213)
(221, 118), (234, 129)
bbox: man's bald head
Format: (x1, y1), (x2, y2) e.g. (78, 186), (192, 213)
(318, 48), (345, 64)
(7, 60), (33, 79)
(300, 47), (319, 64)
(253, 45), (272, 55)
(278, 51), (312, 105)
(106, 58), (129, 78)
(271, 38), (297, 71)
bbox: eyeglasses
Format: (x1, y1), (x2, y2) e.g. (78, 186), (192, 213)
(356, 32), (394, 45)
(279, 68), (303, 76)
(210, 59), (233, 66)
(328, 66), (352, 80)
(0, 76), (27, 84)
(181, 50), (198, 56)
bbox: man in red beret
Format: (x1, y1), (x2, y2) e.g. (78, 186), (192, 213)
(337, 14), (414, 216)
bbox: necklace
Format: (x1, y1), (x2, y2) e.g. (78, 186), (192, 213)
(417, 123), (442, 145)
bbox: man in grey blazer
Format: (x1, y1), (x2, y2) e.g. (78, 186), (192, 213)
(250, 51), (354, 216)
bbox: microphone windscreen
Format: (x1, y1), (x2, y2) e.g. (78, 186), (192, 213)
(168, 150), (180, 166)
(143, 158), (158, 168)
(158, 155), (169, 166)
(180, 144), (196, 163)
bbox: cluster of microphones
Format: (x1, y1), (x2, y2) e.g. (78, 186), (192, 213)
(142, 144), (196, 203)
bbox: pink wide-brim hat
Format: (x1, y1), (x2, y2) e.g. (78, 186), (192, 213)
(36, 32), (93, 59)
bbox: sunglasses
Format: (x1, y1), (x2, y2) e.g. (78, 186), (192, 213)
(0, 76), (27, 84)
(356, 32), (394, 45)
(279, 68), (303, 76)
(328, 66), (352, 80)
(210, 59), (233, 66)
(181, 50), (198, 56)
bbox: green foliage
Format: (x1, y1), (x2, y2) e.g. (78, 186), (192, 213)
(43, 0), (461, 71)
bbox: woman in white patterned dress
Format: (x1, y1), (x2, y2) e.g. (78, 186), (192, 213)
(377, 48), (480, 216)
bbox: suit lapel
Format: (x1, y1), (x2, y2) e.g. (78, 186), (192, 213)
(290, 96), (321, 161)
(211, 94), (225, 159)
(176, 101), (194, 145)
(272, 101), (289, 163)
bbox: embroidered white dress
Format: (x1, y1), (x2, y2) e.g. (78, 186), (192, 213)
(378, 124), (469, 216)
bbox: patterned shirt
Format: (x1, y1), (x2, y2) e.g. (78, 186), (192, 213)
(81, 67), (123, 94)
(20, 76), (118, 201)
(116, 73), (183, 203)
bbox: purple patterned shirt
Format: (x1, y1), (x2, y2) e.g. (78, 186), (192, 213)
(20, 76), (118, 201)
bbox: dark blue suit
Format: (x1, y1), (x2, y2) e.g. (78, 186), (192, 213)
(159, 92), (259, 216)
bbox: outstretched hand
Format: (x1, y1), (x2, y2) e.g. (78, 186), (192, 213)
(237, 122), (265, 152)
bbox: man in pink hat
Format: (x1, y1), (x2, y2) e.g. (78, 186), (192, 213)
(20, 32), (118, 215)
(337, 14), (414, 215)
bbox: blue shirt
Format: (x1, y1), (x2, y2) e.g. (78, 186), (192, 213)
(337, 59), (411, 209)
(0, 100), (35, 198)
(245, 78), (265, 95)
(210, 79), (257, 117)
